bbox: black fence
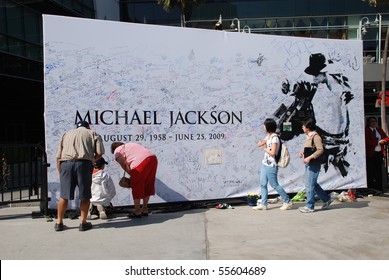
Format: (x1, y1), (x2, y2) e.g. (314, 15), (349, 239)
(0, 144), (49, 215)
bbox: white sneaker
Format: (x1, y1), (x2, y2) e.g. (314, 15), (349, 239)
(299, 206), (315, 213)
(99, 210), (107, 220)
(97, 205), (107, 220)
(280, 201), (293, 210)
(268, 197), (280, 204)
(252, 204), (268, 210)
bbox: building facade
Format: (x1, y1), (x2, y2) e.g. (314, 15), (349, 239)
(0, 0), (95, 144)
(1, 0), (387, 144)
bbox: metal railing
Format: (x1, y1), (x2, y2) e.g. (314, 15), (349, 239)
(0, 144), (49, 215)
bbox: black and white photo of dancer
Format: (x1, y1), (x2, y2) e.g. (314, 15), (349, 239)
(273, 53), (354, 177)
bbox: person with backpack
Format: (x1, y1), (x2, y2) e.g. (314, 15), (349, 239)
(298, 118), (333, 213)
(253, 118), (293, 211)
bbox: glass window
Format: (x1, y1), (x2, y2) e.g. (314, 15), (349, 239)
(0, 0), (6, 33)
(24, 10), (41, 44)
(26, 43), (42, 61)
(311, 29), (328, 39)
(328, 16), (345, 27)
(83, 0), (94, 8)
(311, 17), (327, 27)
(250, 19), (267, 29)
(277, 18), (293, 28)
(7, 37), (25, 57)
(73, 0), (84, 14)
(329, 28), (347, 39)
(265, 19), (277, 29)
(6, 1), (23, 40)
(293, 29), (309, 37)
(0, 34), (7, 52)
(295, 18), (309, 28)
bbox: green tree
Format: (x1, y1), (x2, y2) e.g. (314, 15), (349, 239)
(157, 0), (202, 27)
(363, 0), (389, 133)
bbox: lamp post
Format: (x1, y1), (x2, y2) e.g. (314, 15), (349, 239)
(214, 14), (222, 30)
(358, 16), (370, 40)
(358, 14), (382, 63)
(242, 25), (251, 33)
(230, 18), (241, 32)
(375, 13), (382, 63)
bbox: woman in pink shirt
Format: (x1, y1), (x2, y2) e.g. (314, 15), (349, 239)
(111, 142), (158, 218)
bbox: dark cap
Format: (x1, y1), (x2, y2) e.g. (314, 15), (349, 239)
(76, 120), (90, 129)
(94, 157), (108, 168)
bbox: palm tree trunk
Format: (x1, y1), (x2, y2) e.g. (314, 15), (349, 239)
(381, 26), (389, 134)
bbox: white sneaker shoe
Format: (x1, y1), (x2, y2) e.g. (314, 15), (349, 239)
(280, 202), (293, 210)
(268, 197), (280, 204)
(99, 210), (107, 220)
(299, 206), (315, 213)
(97, 205), (107, 220)
(252, 204), (268, 210)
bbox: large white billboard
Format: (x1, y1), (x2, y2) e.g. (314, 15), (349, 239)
(43, 15), (365, 208)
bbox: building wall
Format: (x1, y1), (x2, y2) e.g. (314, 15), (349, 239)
(0, 0), (96, 144)
(94, 0), (119, 21)
(364, 63), (389, 125)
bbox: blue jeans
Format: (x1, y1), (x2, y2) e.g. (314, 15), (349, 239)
(304, 164), (331, 209)
(260, 164), (291, 206)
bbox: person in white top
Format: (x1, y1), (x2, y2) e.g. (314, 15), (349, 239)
(253, 118), (293, 211)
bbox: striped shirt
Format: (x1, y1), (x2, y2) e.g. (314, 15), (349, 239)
(56, 127), (104, 162)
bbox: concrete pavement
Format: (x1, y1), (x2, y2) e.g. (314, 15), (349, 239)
(1, 194), (389, 260)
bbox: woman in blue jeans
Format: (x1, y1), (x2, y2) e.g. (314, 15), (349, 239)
(299, 118), (333, 213)
(253, 118), (293, 211)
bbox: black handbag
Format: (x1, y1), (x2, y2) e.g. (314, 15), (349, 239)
(304, 135), (327, 165)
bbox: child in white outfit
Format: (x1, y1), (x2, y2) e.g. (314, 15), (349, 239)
(88, 157), (116, 219)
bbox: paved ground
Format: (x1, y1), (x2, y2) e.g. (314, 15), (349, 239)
(1, 193), (389, 260)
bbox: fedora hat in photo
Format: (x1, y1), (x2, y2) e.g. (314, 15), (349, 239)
(304, 53), (327, 75)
